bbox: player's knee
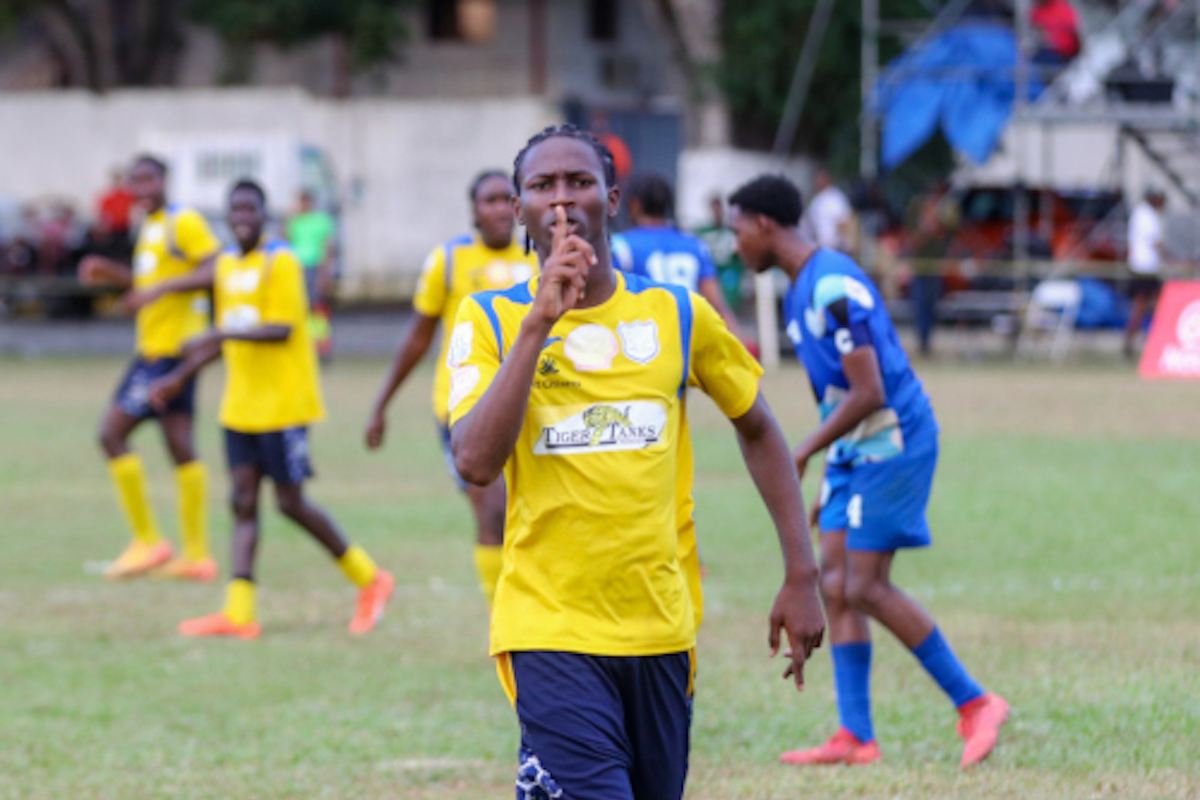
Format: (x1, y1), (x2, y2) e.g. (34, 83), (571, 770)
(844, 573), (887, 613)
(97, 425), (123, 458)
(818, 568), (847, 607)
(275, 492), (305, 522)
(230, 487), (258, 521)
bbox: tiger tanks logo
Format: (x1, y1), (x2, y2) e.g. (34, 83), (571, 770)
(532, 401), (668, 455)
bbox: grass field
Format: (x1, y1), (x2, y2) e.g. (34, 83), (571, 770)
(1, 356), (1198, 799)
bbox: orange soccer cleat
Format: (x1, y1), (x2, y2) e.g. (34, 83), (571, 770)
(153, 556), (219, 583)
(780, 728), (882, 766)
(178, 612), (261, 640)
(103, 541), (174, 580)
(349, 569), (395, 634)
(957, 693), (1010, 768)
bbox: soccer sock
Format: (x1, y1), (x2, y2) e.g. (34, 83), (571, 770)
(337, 545), (378, 588)
(223, 579), (256, 625)
(832, 642), (875, 743)
(108, 453), (162, 546)
(473, 544), (503, 606)
(911, 627), (985, 708)
(175, 461), (209, 561)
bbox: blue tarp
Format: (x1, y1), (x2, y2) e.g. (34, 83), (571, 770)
(874, 24), (1042, 170)
(1074, 277), (1129, 329)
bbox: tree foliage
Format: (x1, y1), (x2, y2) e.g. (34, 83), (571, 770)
(716, 0), (941, 178)
(190, 0), (408, 87)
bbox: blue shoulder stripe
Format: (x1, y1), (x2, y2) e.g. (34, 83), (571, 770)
(470, 281), (533, 360)
(444, 234), (473, 293)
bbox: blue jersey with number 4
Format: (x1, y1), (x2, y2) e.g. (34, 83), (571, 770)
(784, 248), (937, 467)
(612, 226), (717, 293)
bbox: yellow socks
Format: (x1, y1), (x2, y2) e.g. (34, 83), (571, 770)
(474, 544), (503, 606)
(108, 453), (162, 546)
(338, 545), (378, 588)
(176, 461), (209, 561)
(223, 579), (256, 624)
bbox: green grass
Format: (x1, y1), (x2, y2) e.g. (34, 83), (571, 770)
(1, 357), (1198, 799)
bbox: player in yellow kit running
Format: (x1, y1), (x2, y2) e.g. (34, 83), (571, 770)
(365, 171), (536, 606)
(79, 155), (218, 582)
(148, 180), (393, 639)
(447, 125), (826, 800)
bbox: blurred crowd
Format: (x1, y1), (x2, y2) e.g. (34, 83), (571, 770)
(0, 170), (136, 317)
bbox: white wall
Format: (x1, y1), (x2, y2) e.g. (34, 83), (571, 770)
(0, 88), (558, 298)
(676, 147), (815, 229)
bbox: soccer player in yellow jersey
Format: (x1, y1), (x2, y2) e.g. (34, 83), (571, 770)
(365, 171), (536, 606)
(78, 155), (219, 582)
(147, 180), (394, 639)
(447, 125), (826, 800)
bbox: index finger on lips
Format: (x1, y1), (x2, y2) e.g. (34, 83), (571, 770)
(552, 205), (567, 252)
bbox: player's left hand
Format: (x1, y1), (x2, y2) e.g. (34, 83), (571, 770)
(769, 577), (826, 691)
(148, 374), (183, 412)
(793, 448), (810, 482)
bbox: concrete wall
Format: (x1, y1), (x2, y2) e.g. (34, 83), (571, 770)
(0, 88), (558, 298)
(676, 147), (815, 229)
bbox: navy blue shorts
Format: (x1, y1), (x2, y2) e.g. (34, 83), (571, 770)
(437, 421), (468, 492)
(113, 356), (195, 420)
(511, 650), (693, 800)
(819, 436), (938, 552)
(224, 427), (313, 486)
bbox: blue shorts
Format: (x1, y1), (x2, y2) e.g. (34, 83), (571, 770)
(224, 427), (313, 486)
(113, 356), (195, 420)
(437, 421), (468, 492)
(819, 437), (938, 552)
(511, 650), (693, 800)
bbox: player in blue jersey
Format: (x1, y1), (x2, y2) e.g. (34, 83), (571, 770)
(612, 172), (743, 336)
(728, 174), (1008, 770)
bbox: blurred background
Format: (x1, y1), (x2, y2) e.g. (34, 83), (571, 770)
(0, 0), (1197, 362)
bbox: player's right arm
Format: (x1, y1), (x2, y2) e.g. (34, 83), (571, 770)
(147, 331), (223, 410)
(450, 207), (592, 485)
(366, 245), (449, 449)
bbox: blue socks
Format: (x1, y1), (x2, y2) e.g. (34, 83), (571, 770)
(911, 627), (984, 708)
(832, 643), (874, 743)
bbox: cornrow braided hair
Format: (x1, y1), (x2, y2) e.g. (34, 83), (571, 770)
(511, 123), (617, 192)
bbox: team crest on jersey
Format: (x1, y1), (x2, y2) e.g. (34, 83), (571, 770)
(564, 324), (619, 372)
(617, 320), (660, 365)
(512, 261), (535, 283)
(532, 401), (668, 456)
(447, 321), (473, 369)
(141, 223), (165, 245)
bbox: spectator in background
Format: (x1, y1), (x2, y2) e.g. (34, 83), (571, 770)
(97, 167), (136, 238)
(589, 111), (633, 184)
(286, 190), (337, 358)
(694, 194), (746, 312)
(1031, 0), (1081, 71)
(801, 168), (853, 252)
(905, 181), (959, 358)
(1124, 187), (1170, 359)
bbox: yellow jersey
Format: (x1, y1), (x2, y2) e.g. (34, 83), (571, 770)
(132, 205), (221, 358)
(214, 239), (325, 433)
(449, 270), (762, 657)
(413, 234), (538, 424)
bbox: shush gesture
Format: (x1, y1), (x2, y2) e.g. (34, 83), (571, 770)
(531, 205), (597, 326)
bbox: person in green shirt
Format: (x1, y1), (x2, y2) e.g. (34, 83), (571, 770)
(286, 190), (337, 358)
(694, 194), (745, 312)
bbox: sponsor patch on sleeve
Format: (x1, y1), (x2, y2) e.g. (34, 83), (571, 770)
(447, 321), (474, 369)
(448, 364), (481, 411)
